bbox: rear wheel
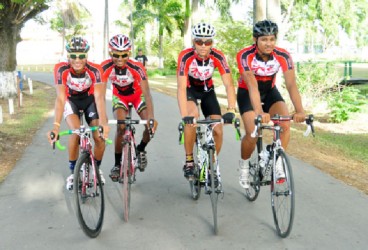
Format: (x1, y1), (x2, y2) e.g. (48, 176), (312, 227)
(245, 148), (261, 201)
(271, 150), (294, 238)
(74, 153), (104, 238)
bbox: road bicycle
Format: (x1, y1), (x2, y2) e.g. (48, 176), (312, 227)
(244, 114), (315, 238)
(178, 115), (241, 234)
(108, 103), (154, 222)
(51, 111), (111, 238)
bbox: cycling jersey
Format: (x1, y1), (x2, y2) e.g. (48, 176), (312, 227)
(236, 44), (293, 94)
(177, 47), (231, 92)
(54, 61), (105, 98)
(101, 59), (146, 97)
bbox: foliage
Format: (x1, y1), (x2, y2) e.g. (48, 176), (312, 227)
(215, 20), (253, 83)
(147, 68), (176, 77)
(296, 62), (339, 98)
(328, 86), (367, 123)
(49, 0), (91, 41)
(284, 0), (368, 49)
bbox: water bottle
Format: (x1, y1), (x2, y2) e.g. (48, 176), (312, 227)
(259, 145), (272, 174)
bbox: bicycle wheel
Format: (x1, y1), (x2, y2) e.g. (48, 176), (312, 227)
(122, 144), (132, 222)
(245, 148), (261, 201)
(208, 149), (219, 235)
(271, 150), (295, 238)
(74, 153), (104, 238)
(189, 144), (201, 200)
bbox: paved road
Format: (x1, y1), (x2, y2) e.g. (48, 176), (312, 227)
(1, 72), (368, 249)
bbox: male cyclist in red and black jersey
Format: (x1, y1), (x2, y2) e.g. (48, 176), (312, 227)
(47, 36), (109, 190)
(100, 34), (157, 182)
(177, 22), (236, 179)
(236, 20), (306, 189)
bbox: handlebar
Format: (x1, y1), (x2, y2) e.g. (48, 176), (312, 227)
(50, 126), (112, 151)
(251, 114), (315, 138)
(178, 117), (241, 145)
(108, 118), (155, 138)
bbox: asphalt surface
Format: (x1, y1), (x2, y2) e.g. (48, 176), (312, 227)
(1, 72), (368, 249)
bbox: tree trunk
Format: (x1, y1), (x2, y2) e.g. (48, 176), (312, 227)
(0, 18), (21, 98)
(254, 0), (267, 23)
(183, 0), (191, 48)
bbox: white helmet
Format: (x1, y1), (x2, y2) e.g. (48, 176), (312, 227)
(192, 22), (216, 39)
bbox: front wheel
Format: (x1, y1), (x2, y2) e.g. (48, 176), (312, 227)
(74, 153), (104, 238)
(271, 150), (294, 238)
(208, 149), (219, 235)
(121, 144), (132, 222)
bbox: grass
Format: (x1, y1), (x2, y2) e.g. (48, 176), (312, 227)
(293, 123), (368, 166)
(0, 81), (55, 182)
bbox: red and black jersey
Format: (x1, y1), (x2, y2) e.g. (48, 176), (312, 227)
(237, 44), (294, 92)
(177, 47), (231, 91)
(54, 61), (105, 97)
(101, 59), (147, 96)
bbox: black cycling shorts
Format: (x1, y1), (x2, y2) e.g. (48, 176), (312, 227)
(237, 87), (285, 115)
(187, 87), (221, 117)
(67, 95), (99, 125)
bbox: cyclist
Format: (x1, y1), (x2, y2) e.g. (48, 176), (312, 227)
(236, 20), (306, 188)
(101, 34), (157, 182)
(47, 36), (109, 190)
(177, 22), (236, 179)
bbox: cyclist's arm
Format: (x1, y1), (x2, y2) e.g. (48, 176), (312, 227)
(140, 79), (154, 119)
(220, 73), (236, 111)
(54, 84), (67, 130)
(177, 74), (188, 117)
(283, 69), (305, 122)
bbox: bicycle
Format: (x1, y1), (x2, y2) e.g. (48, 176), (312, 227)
(244, 114), (315, 238)
(178, 115), (241, 234)
(108, 103), (154, 222)
(51, 110), (111, 238)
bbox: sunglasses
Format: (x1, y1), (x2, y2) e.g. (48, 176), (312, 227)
(68, 53), (87, 60)
(111, 52), (129, 59)
(194, 39), (213, 46)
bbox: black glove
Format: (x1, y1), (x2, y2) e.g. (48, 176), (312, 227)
(222, 112), (235, 124)
(182, 116), (195, 124)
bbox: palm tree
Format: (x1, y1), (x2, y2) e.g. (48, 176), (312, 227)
(133, 0), (184, 68)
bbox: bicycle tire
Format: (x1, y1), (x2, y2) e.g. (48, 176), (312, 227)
(74, 153), (104, 238)
(122, 143), (132, 222)
(271, 150), (295, 238)
(245, 148), (261, 201)
(208, 149), (218, 235)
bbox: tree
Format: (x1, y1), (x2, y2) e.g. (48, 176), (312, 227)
(0, 0), (49, 98)
(133, 0), (184, 68)
(50, 0), (90, 56)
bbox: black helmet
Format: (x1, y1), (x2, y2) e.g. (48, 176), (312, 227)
(253, 20), (278, 38)
(66, 36), (90, 53)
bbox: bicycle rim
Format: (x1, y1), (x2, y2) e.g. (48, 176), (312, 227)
(122, 145), (131, 222)
(245, 148), (261, 201)
(209, 149), (218, 234)
(74, 153), (104, 238)
(271, 150), (294, 238)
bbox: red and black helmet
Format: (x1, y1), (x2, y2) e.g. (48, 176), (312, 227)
(109, 34), (131, 51)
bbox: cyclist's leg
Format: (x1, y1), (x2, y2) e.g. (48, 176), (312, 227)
(64, 100), (81, 189)
(263, 87), (289, 149)
(201, 89), (222, 154)
(183, 88), (199, 178)
(85, 101), (105, 161)
(110, 96), (128, 180)
(237, 88), (258, 188)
